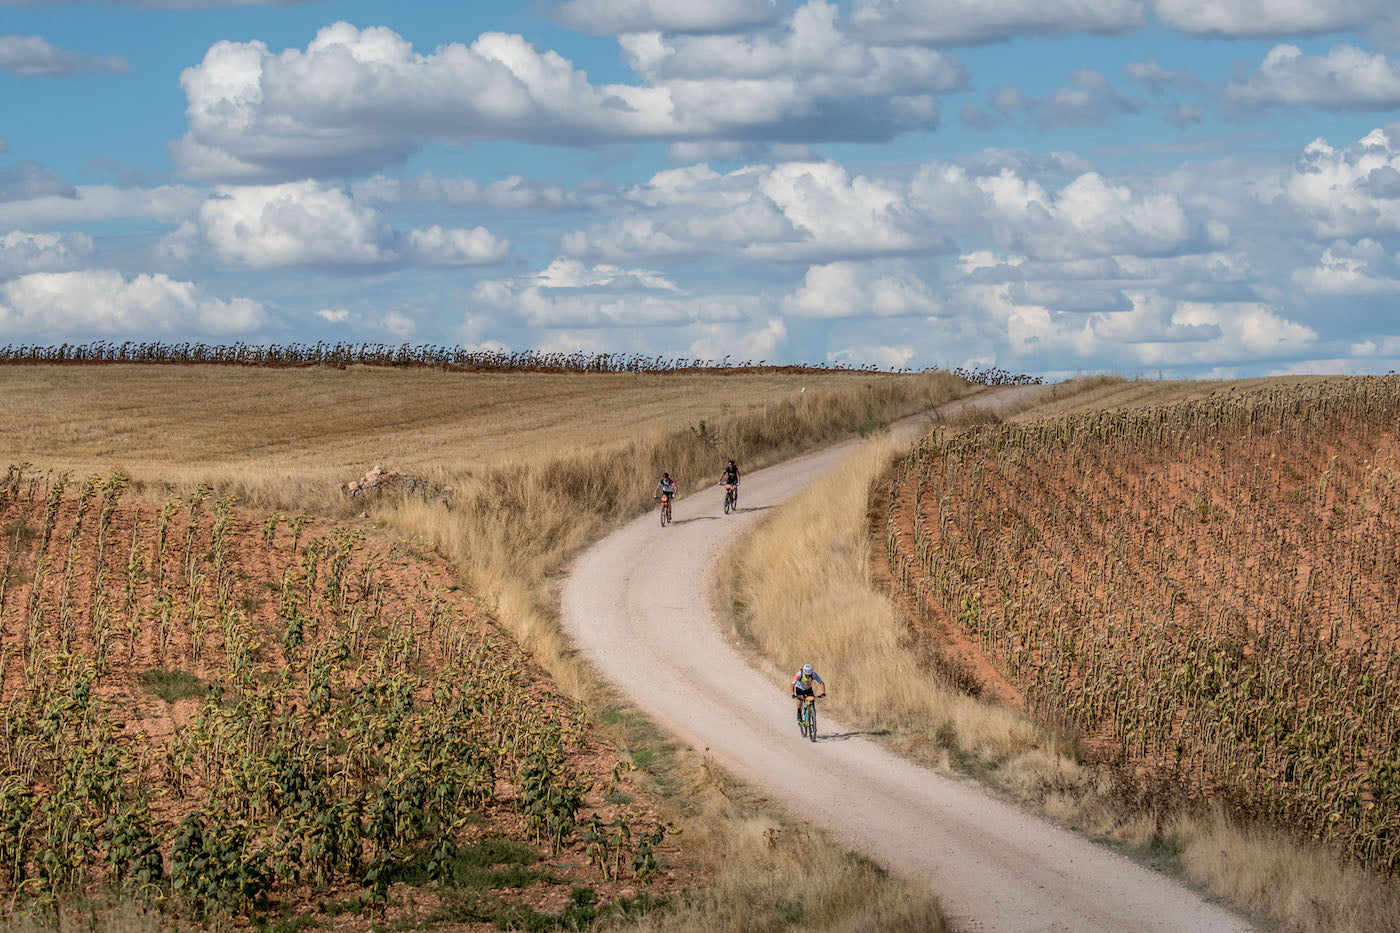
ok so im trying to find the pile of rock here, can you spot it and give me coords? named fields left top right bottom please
left=340, top=466, right=453, bottom=506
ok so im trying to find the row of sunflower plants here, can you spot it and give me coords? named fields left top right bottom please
left=0, top=466, right=666, bottom=922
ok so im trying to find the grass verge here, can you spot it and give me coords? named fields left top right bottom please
left=595, top=708, right=946, bottom=933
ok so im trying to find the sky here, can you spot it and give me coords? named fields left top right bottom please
left=2, top=1, right=1400, bottom=377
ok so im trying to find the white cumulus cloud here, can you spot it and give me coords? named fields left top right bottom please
left=0, top=230, right=93, bottom=276
left=171, top=12, right=966, bottom=181
left=1283, top=129, right=1400, bottom=237
left=0, top=269, right=266, bottom=337
left=1152, top=0, right=1388, bottom=37
left=196, top=181, right=394, bottom=267
left=531, top=257, right=681, bottom=291
left=782, top=261, right=941, bottom=318
left=1292, top=239, right=1400, bottom=294
left=167, top=180, right=509, bottom=269
left=474, top=260, right=749, bottom=328
left=407, top=226, right=510, bottom=266
left=1226, top=44, right=1400, bottom=114
left=565, top=160, right=937, bottom=262
left=978, top=169, right=1204, bottom=260
left=0, top=34, right=126, bottom=76
left=620, top=1, right=966, bottom=92
left=687, top=317, right=787, bottom=361
left=828, top=343, right=916, bottom=369
left=0, top=184, right=203, bottom=229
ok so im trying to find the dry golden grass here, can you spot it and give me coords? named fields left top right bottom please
left=719, top=377, right=1400, bottom=933
left=720, top=433, right=1054, bottom=764
left=1, top=363, right=973, bottom=931
left=599, top=743, right=945, bottom=933
left=2, top=903, right=159, bottom=933
left=0, top=365, right=909, bottom=485
left=377, top=368, right=970, bottom=703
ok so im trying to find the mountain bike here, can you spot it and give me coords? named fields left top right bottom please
left=722, top=482, right=737, bottom=514
left=657, top=494, right=672, bottom=526
left=797, top=694, right=822, bottom=741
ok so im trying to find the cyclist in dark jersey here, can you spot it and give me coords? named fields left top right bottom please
left=719, top=459, right=740, bottom=509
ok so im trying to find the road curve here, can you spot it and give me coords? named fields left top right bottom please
left=561, top=390, right=1250, bottom=933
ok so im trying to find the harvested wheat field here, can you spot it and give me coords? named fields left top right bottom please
left=0, top=467, right=683, bottom=928
left=0, top=364, right=934, bottom=490
left=883, top=377, right=1400, bottom=880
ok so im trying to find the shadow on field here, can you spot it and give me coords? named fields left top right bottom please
left=815, top=730, right=888, bottom=743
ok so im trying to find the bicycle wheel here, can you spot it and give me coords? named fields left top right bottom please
left=807, top=702, right=817, bottom=742
left=661, top=500, right=669, bottom=526
left=797, top=702, right=808, bottom=738
left=723, top=488, right=731, bottom=514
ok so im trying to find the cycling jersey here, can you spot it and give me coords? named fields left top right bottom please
left=792, top=669, right=824, bottom=691
left=723, top=466, right=739, bottom=484
left=657, top=478, right=676, bottom=497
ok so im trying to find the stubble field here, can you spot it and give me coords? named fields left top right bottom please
left=0, top=365, right=910, bottom=491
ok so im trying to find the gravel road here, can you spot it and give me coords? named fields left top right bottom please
left=561, top=389, right=1251, bottom=932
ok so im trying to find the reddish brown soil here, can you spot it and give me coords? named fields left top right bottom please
left=875, top=407, right=1400, bottom=874
left=869, top=506, right=1023, bottom=707
left=0, top=476, right=692, bottom=928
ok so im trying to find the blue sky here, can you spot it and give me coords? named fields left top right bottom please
left=3, top=0, right=1400, bottom=376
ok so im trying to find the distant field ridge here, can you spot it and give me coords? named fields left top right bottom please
left=0, top=341, right=1042, bottom=384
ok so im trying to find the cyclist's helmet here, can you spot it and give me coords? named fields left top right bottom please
left=663, top=472, right=671, bottom=480
left=802, top=663, right=813, bottom=676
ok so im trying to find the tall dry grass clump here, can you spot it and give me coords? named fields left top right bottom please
left=719, top=435, right=1053, bottom=766
left=601, top=753, right=945, bottom=933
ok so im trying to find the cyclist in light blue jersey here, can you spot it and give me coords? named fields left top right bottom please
left=792, top=663, right=826, bottom=723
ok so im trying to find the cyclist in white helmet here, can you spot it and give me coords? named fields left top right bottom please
left=791, top=663, right=826, bottom=723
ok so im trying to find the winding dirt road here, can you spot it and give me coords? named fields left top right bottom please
left=561, top=391, right=1251, bottom=932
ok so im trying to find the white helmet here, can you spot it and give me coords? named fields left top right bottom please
left=802, top=663, right=813, bottom=676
